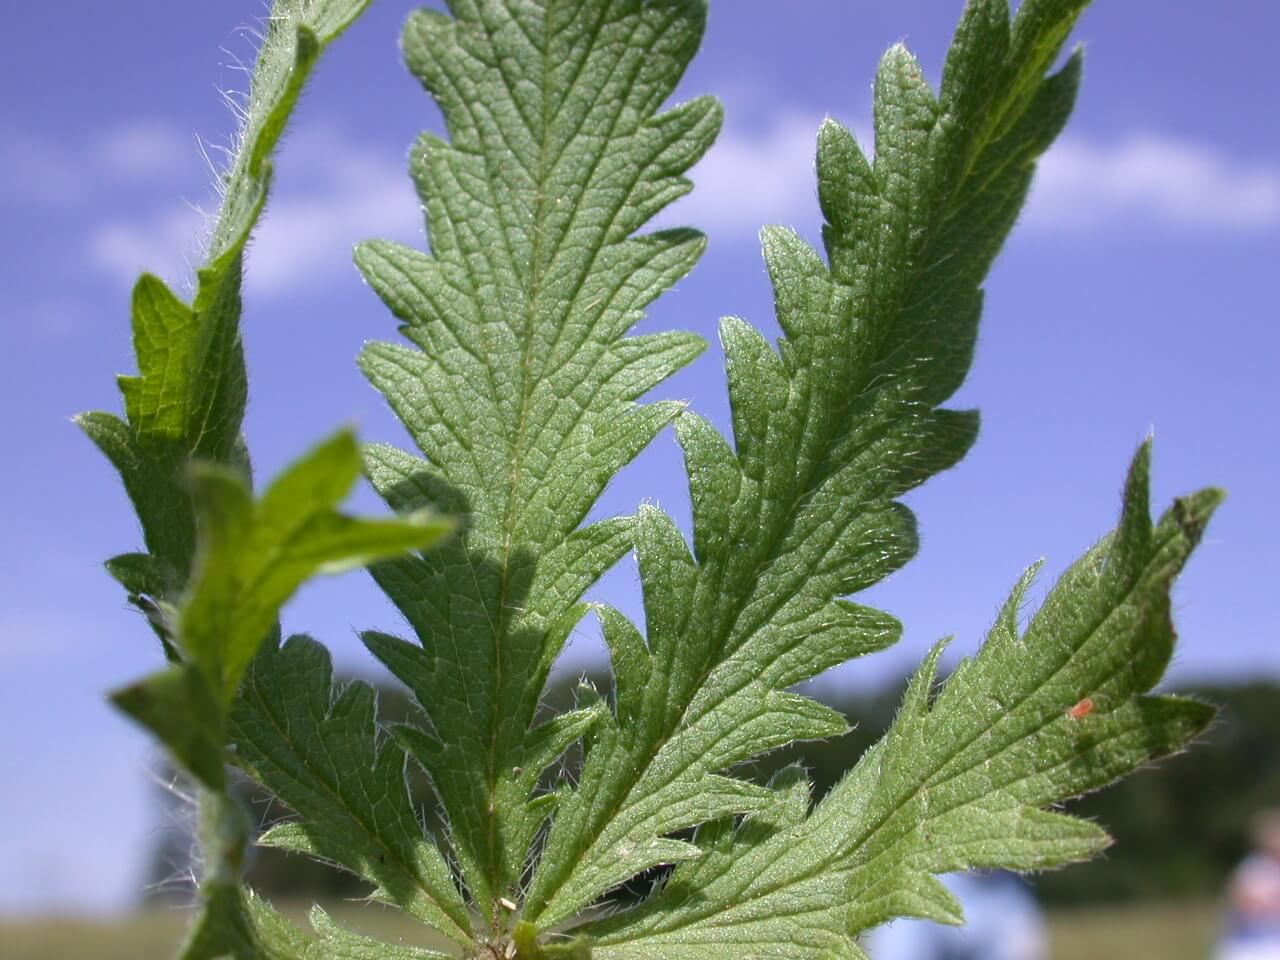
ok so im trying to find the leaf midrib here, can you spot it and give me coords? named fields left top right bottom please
left=463, top=0, right=671, bottom=904
left=238, top=666, right=471, bottom=943
left=539, top=70, right=1068, bottom=925
left=601, top=519, right=1183, bottom=945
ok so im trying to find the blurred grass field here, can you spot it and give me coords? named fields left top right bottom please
left=1046, top=900, right=1221, bottom=960
left=0, top=902, right=454, bottom=960
left=0, top=899, right=1224, bottom=960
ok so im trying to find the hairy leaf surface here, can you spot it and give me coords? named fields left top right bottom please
left=584, top=444, right=1219, bottom=957
left=111, top=431, right=444, bottom=960
left=232, top=636, right=471, bottom=944
left=79, top=0, right=374, bottom=607
left=524, top=0, right=1099, bottom=931
left=348, top=0, right=720, bottom=922
left=90, top=1, right=1227, bottom=957
left=82, top=4, right=388, bottom=956
left=114, top=430, right=450, bottom=790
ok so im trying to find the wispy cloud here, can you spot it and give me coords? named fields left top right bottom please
left=665, top=114, right=1280, bottom=238
left=1026, top=133, right=1280, bottom=231
left=662, top=110, right=829, bottom=236
left=7, top=117, right=418, bottom=298
left=87, top=206, right=207, bottom=293
left=246, top=132, right=422, bottom=294
left=85, top=126, right=421, bottom=296
left=2, top=120, right=194, bottom=206
left=97, top=121, right=195, bottom=181
left=79, top=115, right=1278, bottom=300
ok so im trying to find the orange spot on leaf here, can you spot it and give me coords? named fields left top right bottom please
left=1067, top=697, right=1094, bottom=720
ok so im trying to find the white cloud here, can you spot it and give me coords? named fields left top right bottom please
left=3, top=120, right=193, bottom=206
left=97, top=121, right=193, bottom=181
left=663, top=115, right=1280, bottom=237
left=1027, top=133, right=1280, bottom=230
left=246, top=132, right=422, bottom=294
left=87, top=204, right=207, bottom=292
left=83, top=119, right=1277, bottom=299
left=86, top=126, right=422, bottom=297
left=662, top=111, right=829, bottom=235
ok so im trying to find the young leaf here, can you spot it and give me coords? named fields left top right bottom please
left=347, top=0, right=720, bottom=921
left=113, top=429, right=451, bottom=788
left=522, top=0, right=1093, bottom=931
left=78, top=0, right=373, bottom=605
left=83, top=4, right=389, bottom=957
left=183, top=430, right=452, bottom=707
left=110, top=429, right=449, bottom=958
left=230, top=636, right=472, bottom=945
left=583, top=444, right=1221, bottom=958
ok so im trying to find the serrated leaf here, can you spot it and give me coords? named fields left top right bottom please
left=182, top=430, right=452, bottom=708
left=99, top=2, right=1225, bottom=958
left=108, top=426, right=449, bottom=958
left=80, top=0, right=374, bottom=605
left=350, top=0, right=720, bottom=919
left=77, top=410, right=197, bottom=593
left=523, top=0, right=1091, bottom=929
left=248, top=895, right=454, bottom=960
left=585, top=444, right=1220, bottom=957
left=110, top=429, right=448, bottom=786
left=230, top=637, right=471, bottom=944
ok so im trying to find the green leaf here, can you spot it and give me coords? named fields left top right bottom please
left=584, top=444, right=1220, bottom=957
left=113, top=664, right=227, bottom=790
left=108, top=427, right=450, bottom=956
left=230, top=636, right=472, bottom=946
left=182, top=430, right=452, bottom=708
left=84, top=5, right=383, bottom=957
left=109, top=429, right=448, bottom=786
left=248, top=895, right=455, bottom=960
left=96, top=1, right=1225, bottom=957
left=79, top=0, right=374, bottom=602
left=348, top=0, right=719, bottom=920
left=523, top=0, right=1090, bottom=930
left=77, top=410, right=197, bottom=592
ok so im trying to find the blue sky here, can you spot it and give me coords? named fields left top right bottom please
left=1, top=0, right=1276, bottom=915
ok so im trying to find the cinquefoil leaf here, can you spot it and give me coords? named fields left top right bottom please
left=524, top=0, right=1092, bottom=930
left=110, top=430, right=447, bottom=955
left=183, top=430, right=452, bottom=708
left=583, top=443, right=1220, bottom=958
left=79, top=0, right=373, bottom=603
left=348, top=0, right=720, bottom=920
left=231, top=636, right=471, bottom=945
left=113, top=429, right=450, bottom=788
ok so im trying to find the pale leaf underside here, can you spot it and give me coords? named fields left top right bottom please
left=523, top=0, right=1129, bottom=937
left=341, top=0, right=720, bottom=924
left=584, top=445, right=1219, bottom=958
